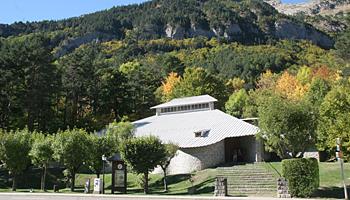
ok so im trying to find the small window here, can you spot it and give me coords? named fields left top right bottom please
left=194, top=131, right=202, bottom=137
left=194, top=129, right=210, bottom=137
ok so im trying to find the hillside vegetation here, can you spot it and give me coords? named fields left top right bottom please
left=0, top=0, right=349, bottom=150
left=0, top=0, right=335, bottom=51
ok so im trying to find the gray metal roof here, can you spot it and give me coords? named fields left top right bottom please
left=151, top=95, right=218, bottom=109
left=132, top=109, right=259, bottom=148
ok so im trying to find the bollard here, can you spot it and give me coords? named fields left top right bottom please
left=214, top=177, right=227, bottom=196
left=53, top=185, right=59, bottom=193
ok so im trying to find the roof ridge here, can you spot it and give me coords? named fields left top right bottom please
left=151, top=94, right=218, bottom=109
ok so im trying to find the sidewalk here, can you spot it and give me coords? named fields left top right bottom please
left=0, top=192, right=317, bottom=200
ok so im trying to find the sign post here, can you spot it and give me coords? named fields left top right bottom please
left=336, top=138, right=348, bottom=200
left=112, top=160, right=127, bottom=194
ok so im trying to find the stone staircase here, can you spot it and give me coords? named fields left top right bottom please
left=217, top=163, right=277, bottom=196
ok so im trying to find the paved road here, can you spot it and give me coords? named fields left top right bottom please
left=0, top=193, right=308, bottom=200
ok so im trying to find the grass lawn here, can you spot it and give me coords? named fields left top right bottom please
left=0, top=168, right=216, bottom=195
left=266, top=162, right=350, bottom=187
left=266, top=162, right=350, bottom=198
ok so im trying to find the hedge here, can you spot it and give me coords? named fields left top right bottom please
left=282, top=158, right=319, bottom=197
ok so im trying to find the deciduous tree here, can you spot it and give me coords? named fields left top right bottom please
left=53, top=128, right=91, bottom=192
left=0, top=129, right=32, bottom=191
left=30, top=133, right=54, bottom=191
left=318, top=83, right=350, bottom=159
left=257, top=94, right=317, bottom=158
left=225, top=89, right=249, bottom=118
left=88, top=134, right=115, bottom=178
left=121, top=136, right=166, bottom=194
left=160, top=143, right=178, bottom=192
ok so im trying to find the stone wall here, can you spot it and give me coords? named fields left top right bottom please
left=165, top=140, right=225, bottom=174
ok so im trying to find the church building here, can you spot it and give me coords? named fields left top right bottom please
left=133, top=95, right=263, bottom=174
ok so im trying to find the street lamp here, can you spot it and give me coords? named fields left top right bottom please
left=102, top=154, right=107, bottom=194
left=336, top=138, right=348, bottom=200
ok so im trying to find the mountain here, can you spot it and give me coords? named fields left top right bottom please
left=264, top=0, right=350, bottom=35
left=0, top=0, right=334, bottom=54
left=264, top=0, right=350, bottom=16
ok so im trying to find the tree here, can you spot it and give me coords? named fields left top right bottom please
left=121, top=61, right=163, bottom=120
left=225, top=89, right=249, bottom=118
left=155, top=72, right=181, bottom=102
left=275, top=71, right=309, bottom=101
left=160, top=143, right=178, bottom=192
left=171, top=67, right=228, bottom=108
left=53, top=128, right=91, bottom=192
left=257, top=94, right=317, bottom=158
left=226, top=77, right=245, bottom=92
left=0, top=34, right=60, bottom=132
left=335, top=28, right=350, bottom=62
left=30, top=133, right=54, bottom=191
left=305, top=78, right=331, bottom=108
left=0, top=129, right=32, bottom=191
left=89, top=134, right=115, bottom=178
left=60, top=42, right=112, bottom=131
left=120, top=136, right=166, bottom=194
left=105, top=120, right=135, bottom=152
left=318, top=83, right=350, bottom=159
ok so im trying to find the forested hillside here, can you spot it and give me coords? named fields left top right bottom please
left=0, top=0, right=349, bottom=138
left=0, top=0, right=335, bottom=53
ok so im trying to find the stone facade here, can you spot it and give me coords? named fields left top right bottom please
left=164, top=140, right=225, bottom=174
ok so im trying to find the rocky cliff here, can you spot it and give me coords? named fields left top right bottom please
left=264, top=0, right=350, bottom=16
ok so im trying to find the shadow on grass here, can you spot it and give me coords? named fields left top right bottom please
left=193, top=178, right=215, bottom=194
left=151, top=174, right=191, bottom=188
left=313, top=186, right=349, bottom=199
left=0, top=167, right=66, bottom=190
left=126, top=174, right=215, bottom=196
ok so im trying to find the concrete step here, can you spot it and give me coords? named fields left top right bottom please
left=216, top=163, right=277, bottom=196
left=228, top=184, right=276, bottom=188
left=226, top=182, right=276, bottom=185
left=218, top=173, right=275, bottom=176
left=227, top=187, right=276, bottom=191
left=222, top=176, right=275, bottom=180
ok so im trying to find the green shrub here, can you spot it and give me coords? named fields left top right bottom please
left=282, top=158, right=319, bottom=197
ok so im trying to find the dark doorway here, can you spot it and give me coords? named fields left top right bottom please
left=224, top=136, right=256, bottom=163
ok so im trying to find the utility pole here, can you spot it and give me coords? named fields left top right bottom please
left=337, top=138, right=348, bottom=200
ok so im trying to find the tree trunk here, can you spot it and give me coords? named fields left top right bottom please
left=41, top=166, right=47, bottom=191
left=12, top=174, right=17, bottom=191
left=162, top=167, right=168, bottom=192
left=144, top=172, right=149, bottom=194
left=97, top=173, right=100, bottom=178
left=71, top=171, right=76, bottom=192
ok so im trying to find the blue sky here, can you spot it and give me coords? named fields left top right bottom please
left=0, top=0, right=148, bottom=24
left=1, top=0, right=308, bottom=24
